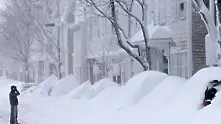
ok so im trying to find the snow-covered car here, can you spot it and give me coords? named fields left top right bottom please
left=22, top=83, right=36, bottom=91
left=203, top=80, right=221, bottom=106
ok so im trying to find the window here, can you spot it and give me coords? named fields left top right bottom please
left=151, top=11, right=156, bottom=25
left=163, top=69, right=168, bottom=74
left=178, top=2, right=186, bottom=19
left=97, top=18, right=100, bottom=38
left=113, top=76, right=116, bottom=83
left=171, top=0, right=177, bottom=20
left=163, top=55, right=168, bottom=63
left=113, top=75, right=121, bottom=84
left=169, top=50, right=188, bottom=78
left=88, top=17, right=92, bottom=39
left=117, top=75, right=121, bottom=84
left=180, top=2, right=184, bottom=11
left=159, top=0, right=166, bottom=24
left=49, top=63, right=56, bottom=75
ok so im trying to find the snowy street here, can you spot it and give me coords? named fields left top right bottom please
left=0, top=68, right=221, bottom=124
left=0, top=0, right=220, bottom=123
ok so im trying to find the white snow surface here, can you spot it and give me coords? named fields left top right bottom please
left=1, top=68, right=221, bottom=124
left=84, top=78, right=119, bottom=99
left=131, top=21, right=172, bottom=43
left=50, top=75, right=80, bottom=96
left=62, top=80, right=92, bottom=100
left=26, top=75, right=58, bottom=97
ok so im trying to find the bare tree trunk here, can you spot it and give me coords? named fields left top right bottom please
left=57, top=26, right=62, bottom=79
left=128, top=1, right=134, bottom=38
left=143, top=0, right=152, bottom=70
left=110, top=0, right=148, bottom=70
left=24, top=59, right=29, bottom=82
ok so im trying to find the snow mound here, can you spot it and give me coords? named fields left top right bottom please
left=84, top=78, right=119, bottom=99
left=40, top=75, right=58, bottom=96
left=151, top=67, right=221, bottom=124
left=92, top=84, right=121, bottom=102
left=120, top=71, right=168, bottom=105
left=115, top=76, right=186, bottom=124
left=138, top=76, right=186, bottom=108
left=22, top=75, right=58, bottom=97
left=50, top=75, right=80, bottom=96
left=63, top=80, right=92, bottom=100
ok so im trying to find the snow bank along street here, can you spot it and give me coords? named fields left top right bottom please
left=0, top=67, right=221, bottom=124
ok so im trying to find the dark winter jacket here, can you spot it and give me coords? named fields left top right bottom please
left=9, top=86, right=20, bottom=106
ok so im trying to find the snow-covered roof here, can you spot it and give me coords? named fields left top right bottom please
left=131, top=22, right=172, bottom=43
left=29, top=52, right=49, bottom=62
left=86, top=49, right=128, bottom=60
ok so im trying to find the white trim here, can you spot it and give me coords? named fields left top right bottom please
left=187, top=0, right=192, bottom=78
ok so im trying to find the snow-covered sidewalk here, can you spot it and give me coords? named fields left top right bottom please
left=0, top=113, right=8, bottom=124
left=1, top=68, right=221, bottom=124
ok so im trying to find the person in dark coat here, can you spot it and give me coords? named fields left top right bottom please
left=9, top=85, right=20, bottom=124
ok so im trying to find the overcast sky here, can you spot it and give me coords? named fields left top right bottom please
left=0, top=0, right=5, bottom=9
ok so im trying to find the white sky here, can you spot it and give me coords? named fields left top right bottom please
left=0, top=0, right=5, bottom=9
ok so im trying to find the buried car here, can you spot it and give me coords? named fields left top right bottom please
left=203, top=80, right=221, bottom=107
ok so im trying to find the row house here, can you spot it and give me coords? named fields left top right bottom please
left=131, top=0, right=209, bottom=79
left=60, top=0, right=148, bottom=84
left=60, top=0, right=213, bottom=85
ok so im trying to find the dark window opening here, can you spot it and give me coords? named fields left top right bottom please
left=113, top=75, right=121, bottom=85
left=180, top=2, right=184, bottom=11
left=113, top=76, right=116, bottom=83
left=117, top=75, right=121, bottom=84
left=163, top=55, right=168, bottom=63
left=163, top=69, right=168, bottom=74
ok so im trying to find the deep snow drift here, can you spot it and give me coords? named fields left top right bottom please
left=50, top=75, right=80, bottom=96
left=1, top=68, right=221, bottom=124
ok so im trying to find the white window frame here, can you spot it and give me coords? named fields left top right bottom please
left=178, top=1, right=187, bottom=20
left=158, top=0, right=166, bottom=25
left=171, top=0, right=177, bottom=21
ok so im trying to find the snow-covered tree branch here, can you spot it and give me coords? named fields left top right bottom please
left=83, top=0, right=151, bottom=70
